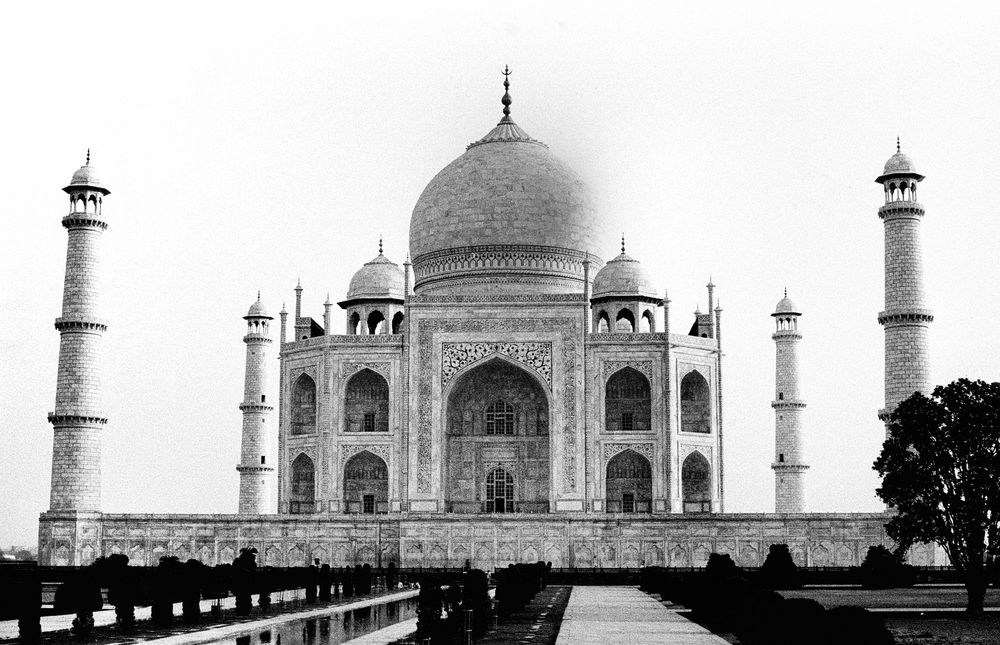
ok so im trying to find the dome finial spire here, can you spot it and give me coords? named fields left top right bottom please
left=784, top=286, right=788, bottom=297
left=85, top=148, right=90, bottom=165
left=896, top=136, right=901, bottom=154
left=379, top=236, right=383, bottom=255
left=621, top=233, right=626, bottom=254
left=501, top=65, right=512, bottom=117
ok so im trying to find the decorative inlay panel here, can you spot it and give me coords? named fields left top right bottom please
left=602, top=360, right=654, bottom=382
left=339, top=444, right=391, bottom=470
left=442, top=342, right=552, bottom=388
left=415, top=318, right=579, bottom=493
left=340, top=361, right=391, bottom=380
left=680, top=444, right=712, bottom=463
left=602, top=442, right=654, bottom=465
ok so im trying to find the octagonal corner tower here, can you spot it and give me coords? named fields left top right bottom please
left=408, top=90, right=606, bottom=295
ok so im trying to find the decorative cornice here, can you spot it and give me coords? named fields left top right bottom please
left=236, top=464, right=274, bottom=473
left=62, top=215, right=108, bottom=230
left=411, top=293, right=587, bottom=304
left=878, top=203, right=925, bottom=220
left=412, top=245, right=599, bottom=290
left=239, top=403, right=274, bottom=413
left=589, top=332, right=669, bottom=344
left=878, top=310, right=934, bottom=325
left=771, top=400, right=806, bottom=410
left=48, top=413, right=108, bottom=426
left=772, top=331, right=802, bottom=341
left=54, top=318, right=107, bottom=333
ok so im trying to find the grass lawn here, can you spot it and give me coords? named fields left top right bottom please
left=781, top=586, right=1000, bottom=610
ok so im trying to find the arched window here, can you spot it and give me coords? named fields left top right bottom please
left=615, top=309, right=635, bottom=333
left=485, top=399, right=515, bottom=435
left=391, top=311, right=404, bottom=334
left=290, top=374, right=316, bottom=435
left=349, top=312, right=361, bottom=335
left=640, top=310, right=655, bottom=333
left=290, top=453, right=315, bottom=514
left=682, top=452, right=711, bottom=513
left=485, top=468, right=514, bottom=513
left=343, top=451, right=388, bottom=514
left=367, top=310, right=385, bottom=335
left=605, top=367, right=651, bottom=432
left=605, top=449, right=652, bottom=513
left=596, top=311, right=610, bottom=333
left=680, top=371, right=711, bottom=434
left=345, top=369, right=389, bottom=433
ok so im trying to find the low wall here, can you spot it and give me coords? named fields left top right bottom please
left=38, top=511, right=938, bottom=569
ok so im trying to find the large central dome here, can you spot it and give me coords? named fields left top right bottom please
left=408, top=80, right=605, bottom=295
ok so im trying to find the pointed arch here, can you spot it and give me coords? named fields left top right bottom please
left=367, top=309, right=385, bottom=335
left=680, top=370, right=711, bottom=434
left=291, top=374, right=317, bottom=435
left=605, top=367, right=651, bottom=432
left=391, top=311, right=404, bottom=334
left=345, top=368, right=389, bottom=433
left=343, top=450, right=388, bottom=514
left=596, top=310, right=610, bottom=333
left=289, top=453, right=315, bottom=514
left=615, top=308, right=635, bottom=332
left=640, top=309, right=655, bottom=333
left=605, top=449, right=652, bottom=513
left=681, top=451, right=711, bottom=513
left=349, top=311, right=361, bottom=335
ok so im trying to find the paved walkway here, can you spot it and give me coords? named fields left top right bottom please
left=555, top=587, right=728, bottom=644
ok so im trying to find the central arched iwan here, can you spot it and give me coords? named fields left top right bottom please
left=444, top=357, right=549, bottom=513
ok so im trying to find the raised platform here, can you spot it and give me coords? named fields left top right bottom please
left=37, top=511, right=937, bottom=568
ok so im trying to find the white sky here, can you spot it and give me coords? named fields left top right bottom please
left=2, top=2, right=999, bottom=547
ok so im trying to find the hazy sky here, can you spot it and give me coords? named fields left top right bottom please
left=2, top=2, right=999, bottom=546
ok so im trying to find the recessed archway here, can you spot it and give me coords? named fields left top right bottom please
left=289, top=453, right=315, bottom=514
left=344, top=368, right=389, bottom=432
left=682, top=451, right=711, bottom=513
left=605, top=449, right=652, bottom=513
left=680, top=371, right=711, bottom=434
left=605, top=367, right=651, bottom=432
left=343, top=450, right=388, bottom=514
left=291, top=374, right=316, bottom=435
left=444, top=357, right=550, bottom=513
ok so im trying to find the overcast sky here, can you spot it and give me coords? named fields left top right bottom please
left=2, top=2, right=999, bottom=547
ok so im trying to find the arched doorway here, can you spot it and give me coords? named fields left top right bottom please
left=445, top=357, right=550, bottom=513
left=680, top=371, right=711, bottom=433
left=605, top=449, right=652, bottom=513
left=682, top=451, right=712, bottom=513
left=485, top=467, right=514, bottom=513
left=291, top=374, right=316, bottom=435
left=605, top=367, right=651, bottom=432
left=344, top=369, right=389, bottom=433
left=343, top=451, right=388, bottom=514
left=289, top=453, right=315, bottom=514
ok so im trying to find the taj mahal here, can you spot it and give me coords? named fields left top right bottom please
left=38, top=72, right=937, bottom=569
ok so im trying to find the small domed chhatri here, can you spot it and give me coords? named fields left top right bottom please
left=64, top=149, right=109, bottom=194
left=876, top=138, right=925, bottom=182
left=772, top=288, right=800, bottom=316
left=592, top=239, right=658, bottom=300
left=246, top=292, right=271, bottom=319
left=345, top=241, right=405, bottom=301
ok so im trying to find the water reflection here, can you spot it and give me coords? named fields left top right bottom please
left=206, top=597, right=417, bottom=645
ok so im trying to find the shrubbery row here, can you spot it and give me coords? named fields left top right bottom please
left=640, top=546, right=895, bottom=645
left=10, top=550, right=402, bottom=643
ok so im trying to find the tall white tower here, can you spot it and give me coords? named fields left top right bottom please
left=237, top=294, right=274, bottom=513
left=876, top=141, right=932, bottom=426
left=48, top=152, right=109, bottom=512
left=771, top=290, right=809, bottom=513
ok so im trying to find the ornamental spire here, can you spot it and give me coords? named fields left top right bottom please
left=501, top=65, right=512, bottom=117
left=379, top=236, right=383, bottom=255
left=896, top=137, right=900, bottom=153
left=621, top=233, right=626, bottom=255
left=85, top=148, right=90, bottom=165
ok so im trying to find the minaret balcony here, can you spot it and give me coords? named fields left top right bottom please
left=877, top=309, right=934, bottom=326
left=771, top=399, right=806, bottom=410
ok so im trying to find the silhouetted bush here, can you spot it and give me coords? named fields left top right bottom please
left=415, top=581, right=443, bottom=640
left=54, top=562, right=104, bottom=638
left=859, top=545, right=916, bottom=589
left=181, top=559, right=206, bottom=622
left=342, top=566, right=354, bottom=598
left=386, top=561, right=398, bottom=589
left=319, top=564, right=332, bottom=601
left=151, top=556, right=182, bottom=626
left=461, top=568, right=492, bottom=637
left=304, top=564, right=318, bottom=604
left=759, top=544, right=801, bottom=590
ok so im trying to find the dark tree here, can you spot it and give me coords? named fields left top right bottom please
left=874, top=379, right=1000, bottom=615
left=231, top=548, right=258, bottom=616
left=758, top=544, right=800, bottom=590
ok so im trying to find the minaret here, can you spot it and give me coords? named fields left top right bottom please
left=237, top=294, right=274, bottom=514
left=48, top=152, right=109, bottom=512
left=876, top=141, right=932, bottom=426
left=771, top=289, right=809, bottom=513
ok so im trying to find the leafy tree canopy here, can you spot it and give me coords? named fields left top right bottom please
left=874, top=378, right=1000, bottom=614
